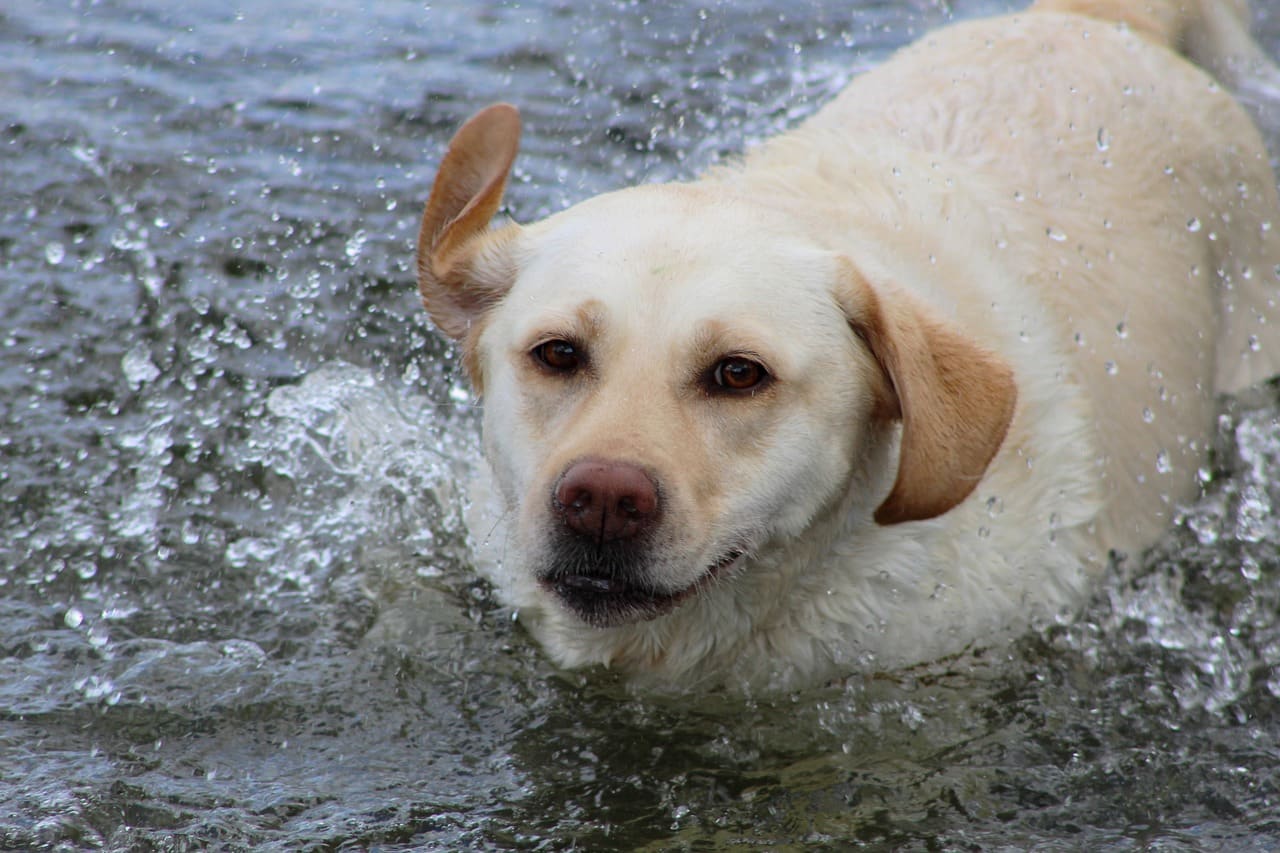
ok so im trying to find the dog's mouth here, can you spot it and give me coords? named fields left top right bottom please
left=542, top=548, right=746, bottom=629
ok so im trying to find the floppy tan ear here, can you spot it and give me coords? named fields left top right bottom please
left=836, top=262, right=1017, bottom=525
left=416, top=103, right=522, bottom=341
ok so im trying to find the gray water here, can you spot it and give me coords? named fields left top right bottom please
left=5, top=0, right=1280, bottom=849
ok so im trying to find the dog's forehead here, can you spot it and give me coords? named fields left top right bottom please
left=510, top=186, right=835, bottom=322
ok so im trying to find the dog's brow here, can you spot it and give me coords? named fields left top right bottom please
left=690, top=318, right=769, bottom=363
left=573, top=299, right=607, bottom=338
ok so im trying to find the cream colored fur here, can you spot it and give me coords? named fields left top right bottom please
left=415, top=0, right=1280, bottom=691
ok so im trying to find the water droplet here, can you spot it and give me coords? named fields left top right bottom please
left=1104, top=360, right=1118, bottom=375
left=1155, top=450, right=1171, bottom=474
left=1095, top=127, right=1110, bottom=151
left=1142, top=407, right=1155, bottom=423
left=44, top=241, right=66, bottom=265
left=87, top=624, right=110, bottom=648
left=64, top=607, right=84, bottom=629
left=1046, top=226, right=1068, bottom=242
left=1187, top=217, right=1202, bottom=233
left=1115, top=321, right=1128, bottom=339
left=122, top=343, right=161, bottom=386
left=1189, top=508, right=1219, bottom=543
left=344, top=229, right=368, bottom=260
left=1248, top=335, right=1260, bottom=352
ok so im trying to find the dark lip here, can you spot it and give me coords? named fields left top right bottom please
left=542, top=548, right=745, bottom=628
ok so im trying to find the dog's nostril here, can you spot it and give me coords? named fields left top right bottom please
left=554, top=459, right=659, bottom=542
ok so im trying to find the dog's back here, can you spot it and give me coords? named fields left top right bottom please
left=1032, top=0, right=1280, bottom=393
left=1035, top=0, right=1275, bottom=89
left=759, top=0, right=1280, bottom=560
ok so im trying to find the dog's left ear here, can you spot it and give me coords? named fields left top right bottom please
left=417, top=103, right=522, bottom=342
left=836, top=260, right=1017, bottom=525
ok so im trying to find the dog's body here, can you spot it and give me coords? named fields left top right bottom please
left=416, top=0, right=1280, bottom=690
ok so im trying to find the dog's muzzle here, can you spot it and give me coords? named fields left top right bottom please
left=538, top=458, right=744, bottom=627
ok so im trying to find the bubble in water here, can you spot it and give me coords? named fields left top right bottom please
left=1046, top=226, right=1068, bottom=242
left=1187, top=217, right=1202, bottom=233
left=1115, top=321, right=1128, bottom=339
left=64, top=607, right=84, bottom=629
left=1095, top=127, right=1110, bottom=151
left=1155, top=450, right=1171, bottom=474
left=45, top=241, right=66, bottom=265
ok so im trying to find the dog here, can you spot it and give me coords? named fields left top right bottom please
left=414, top=0, right=1280, bottom=691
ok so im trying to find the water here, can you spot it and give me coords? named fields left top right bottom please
left=3, top=0, right=1280, bottom=848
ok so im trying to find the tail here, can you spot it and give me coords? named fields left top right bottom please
left=1029, top=0, right=1278, bottom=93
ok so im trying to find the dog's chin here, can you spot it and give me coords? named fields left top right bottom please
left=540, top=549, right=745, bottom=629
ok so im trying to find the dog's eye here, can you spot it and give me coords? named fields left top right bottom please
left=533, top=339, right=582, bottom=373
left=712, top=356, right=768, bottom=393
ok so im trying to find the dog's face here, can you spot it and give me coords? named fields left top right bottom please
left=416, top=105, right=1015, bottom=646
left=472, top=188, right=888, bottom=628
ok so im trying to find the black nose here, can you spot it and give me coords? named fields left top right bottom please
left=553, top=459, right=660, bottom=543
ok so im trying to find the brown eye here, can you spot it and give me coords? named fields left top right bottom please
left=712, top=356, right=768, bottom=392
left=533, top=339, right=582, bottom=373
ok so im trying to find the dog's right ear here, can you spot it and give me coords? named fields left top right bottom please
left=416, top=104, right=522, bottom=343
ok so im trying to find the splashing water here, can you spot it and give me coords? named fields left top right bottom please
left=3, top=0, right=1280, bottom=848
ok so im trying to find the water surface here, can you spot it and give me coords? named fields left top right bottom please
left=4, top=0, right=1280, bottom=848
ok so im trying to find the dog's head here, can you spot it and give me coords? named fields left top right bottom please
left=416, top=105, right=1015, bottom=647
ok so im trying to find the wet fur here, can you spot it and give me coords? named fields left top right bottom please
left=415, top=0, right=1280, bottom=690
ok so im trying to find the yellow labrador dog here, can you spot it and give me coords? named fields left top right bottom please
left=415, top=0, right=1280, bottom=690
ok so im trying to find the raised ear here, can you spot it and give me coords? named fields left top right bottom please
left=417, top=103, right=522, bottom=340
left=836, top=261, right=1018, bottom=525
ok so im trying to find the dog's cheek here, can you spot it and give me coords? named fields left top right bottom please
left=741, top=375, right=884, bottom=538
left=761, top=425, right=860, bottom=536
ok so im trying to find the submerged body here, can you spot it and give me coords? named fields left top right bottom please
left=416, top=0, right=1280, bottom=690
